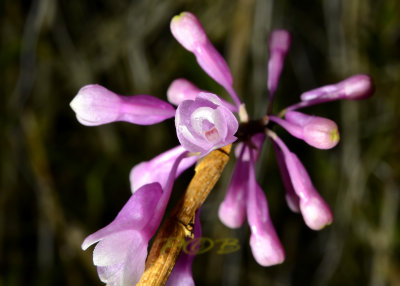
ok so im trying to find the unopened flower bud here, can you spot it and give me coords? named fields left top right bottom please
left=218, top=160, right=248, bottom=228
left=270, top=133, right=334, bottom=230
left=285, top=111, right=340, bottom=149
left=175, top=92, right=238, bottom=156
left=167, top=78, right=201, bottom=106
left=170, top=12, right=208, bottom=52
left=247, top=175, right=285, bottom=266
left=171, top=12, right=241, bottom=108
left=337, top=74, right=374, bottom=100
left=167, top=78, right=237, bottom=112
left=70, top=84, right=176, bottom=126
left=300, top=74, right=374, bottom=102
left=268, top=30, right=291, bottom=97
left=70, top=84, right=121, bottom=126
left=270, top=111, right=339, bottom=149
left=299, top=195, right=333, bottom=230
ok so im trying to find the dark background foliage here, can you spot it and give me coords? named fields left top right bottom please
left=1, top=0, right=399, bottom=285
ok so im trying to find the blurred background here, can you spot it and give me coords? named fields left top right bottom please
left=1, top=0, right=399, bottom=285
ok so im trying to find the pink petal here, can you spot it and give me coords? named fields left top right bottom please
left=130, top=146, right=197, bottom=193
left=122, top=237, right=149, bottom=285
left=119, top=95, right=176, bottom=125
left=92, top=230, right=141, bottom=266
left=81, top=183, right=162, bottom=250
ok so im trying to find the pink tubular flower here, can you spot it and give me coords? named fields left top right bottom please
left=269, top=111, right=340, bottom=149
left=175, top=92, right=238, bottom=156
left=218, top=158, right=249, bottom=228
left=300, top=74, right=374, bottom=101
left=268, top=30, right=291, bottom=100
left=273, top=143, right=300, bottom=213
left=270, top=132, right=333, bottom=230
left=170, top=12, right=241, bottom=108
left=70, top=84, right=176, bottom=126
left=82, top=152, right=188, bottom=285
left=287, top=74, right=374, bottom=111
left=246, top=146, right=285, bottom=266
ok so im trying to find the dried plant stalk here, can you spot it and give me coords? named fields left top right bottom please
left=137, top=144, right=232, bottom=286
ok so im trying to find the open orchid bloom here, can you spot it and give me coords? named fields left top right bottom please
left=81, top=184, right=161, bottom=286
left=82, top=152, right=188, bottom=285
left=175, top=92, right=238, bottom=156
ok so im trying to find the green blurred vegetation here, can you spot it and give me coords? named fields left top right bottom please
left=1, top=0, right=399, bottom=285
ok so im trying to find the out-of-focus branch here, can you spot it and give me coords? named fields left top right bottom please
left=137, top=144, right=232, bottom=286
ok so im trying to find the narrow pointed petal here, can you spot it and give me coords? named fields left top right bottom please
left=267, top=30, right=291, bottom=98
left=130, top=146, right=197, bottom=193
left=81, top=183, right=162, bottom=250
left=70, top=84, right=175, bottom=126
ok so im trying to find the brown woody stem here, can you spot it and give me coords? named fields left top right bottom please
left=137, top=144, right=232, bottom=286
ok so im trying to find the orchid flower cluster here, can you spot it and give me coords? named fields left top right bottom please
left=70, top=11, right=374, bottom=286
